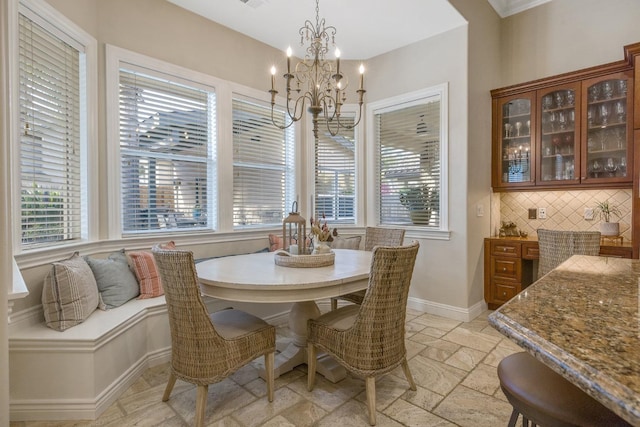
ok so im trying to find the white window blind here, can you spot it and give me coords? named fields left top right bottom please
left=376, top=99, right=441, bottom=227
left=232, top=97, right=295, bottom=228
left=119, top=69, right=215, bottom=233
left=315, top=116, right=355, bottom=223
left=19, top=12, right=83, bottom=248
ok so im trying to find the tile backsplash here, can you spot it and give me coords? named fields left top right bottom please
left=492, top=189, right=632, bottom=242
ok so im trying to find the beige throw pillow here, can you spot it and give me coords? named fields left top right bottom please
left=42, top=252, right=100, bottom=331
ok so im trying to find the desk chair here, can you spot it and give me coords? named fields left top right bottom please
left=537, top=229, right=600, bottom=277
left=152, top=246, right=276, bottom=427
left=330, top=227, right=405, bottom=310
left=498, top=352, right=630, bottom=427
left=308, top=242, right=419, bottom=425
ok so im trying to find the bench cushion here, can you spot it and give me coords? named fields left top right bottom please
left=41, top=252, right=100, bottom=331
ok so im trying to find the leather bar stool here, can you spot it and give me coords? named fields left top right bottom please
left=498, top=352, right=631, bottom=427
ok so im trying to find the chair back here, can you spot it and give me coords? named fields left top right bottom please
left=350, top=241, right=419, bottom=372
left=364, top=227, right=405, bottom=251
left=537, top=229, right=600, bottom=277
left=152, top=246, right=228, bottom=383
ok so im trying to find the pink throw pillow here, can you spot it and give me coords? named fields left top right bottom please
left=128, top=242, right=175, bottom=298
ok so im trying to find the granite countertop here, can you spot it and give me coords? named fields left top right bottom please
left=489, top=255, right=640, bottom=425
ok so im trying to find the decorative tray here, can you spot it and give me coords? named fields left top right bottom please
left=273, top=250, right=335, bottom=268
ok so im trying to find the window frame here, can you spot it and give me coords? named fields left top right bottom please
left=365, top=84, right=450, bottom=240
left=10, top=0, right=98, bottom=255
left=106, top=45, right=300, bottom=239
left=305, top=104, right=362, bottom=227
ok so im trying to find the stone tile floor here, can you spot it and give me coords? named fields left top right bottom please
left=11, top=309, right=524, bottom=426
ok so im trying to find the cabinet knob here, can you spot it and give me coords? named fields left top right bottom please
left=503, top=292, right=507, bottom=296
left=503, top=248, right=507, bottom=252
left=503, top=267, right=507, bottom=271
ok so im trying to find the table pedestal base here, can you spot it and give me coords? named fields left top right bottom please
left=260, top=300, right=347, bottom=383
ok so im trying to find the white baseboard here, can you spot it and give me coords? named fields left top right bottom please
left=320, top=297, right=487, bottom=322
left=407, top=296, right=488, bottom=322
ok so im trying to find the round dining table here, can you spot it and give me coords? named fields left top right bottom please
left=196, top=249, right=373, bottom=382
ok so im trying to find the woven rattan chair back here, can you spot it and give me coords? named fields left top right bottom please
left=364, top=227, right=405, bottom=251
left=330, top=227, right=406, bottom=311
left=152, top=246, right=275, bottom=426
left=537, top=229, right=601, bottom=277
left=308, top=241, right=420, bottom=425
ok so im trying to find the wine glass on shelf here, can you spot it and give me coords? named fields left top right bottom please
left=614, top=100, right=625, bottom=123
left=604, top=158, right=617, bottom=176
left=526, top=120, right=531, bottom=136
left=554, top=92, right=564, bottom=108
left=619, top=157, right=627, bottom=175
left=558, top=111, right=567, bottom=130
left=617, top=80, right=627, bottom=97
left=504, top=123, right=512, bottom=138
left=603, top=81, right=614, bottom=99
left=566, top=91, right=575, bottom=106
left=515, top=121, right=522, bottom=137
left=589, top=85, right=600, bottom=102
left=542, top=95, right=553, bottom=111
left=587, top=105, right=595, bottom=127
left=549, top=111, right=557, bottom=132
left=600, top=104, right=610, bottom=126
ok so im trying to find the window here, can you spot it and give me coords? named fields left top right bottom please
left=369, top=85, right=448, bottom=235
left=314, top=115, right=356, bottom=223
left=232, top=96, right=295, bottom=228
left=17, top=3, right=95, bottom=249
left=117, top=68, right=216, bottom=234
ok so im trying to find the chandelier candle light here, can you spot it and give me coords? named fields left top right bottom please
left=268, top=0, right=366, bottom=140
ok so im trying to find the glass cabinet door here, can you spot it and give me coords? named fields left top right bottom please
left=496, top=94, right=535, bottom=187
left=581, top=72, right=633, bottom=184
left=537, top=83, right=580, bottom=184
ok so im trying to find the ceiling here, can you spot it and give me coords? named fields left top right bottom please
left=167, top=0, right=549, bottom=60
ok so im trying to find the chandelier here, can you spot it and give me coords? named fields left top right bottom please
left=268, top=0, right=366, bottom=140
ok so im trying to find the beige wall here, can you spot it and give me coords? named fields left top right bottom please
left=500, top=0, right=640, bottom=85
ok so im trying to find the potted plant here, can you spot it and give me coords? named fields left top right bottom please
left=399, top=185, right=435, bottom=225
left=594, top=200, right=621, bottom=236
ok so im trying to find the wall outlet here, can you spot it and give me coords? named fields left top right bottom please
left=584, top=207, right=594, bottom=220
left=476, top=203, right=484, bottom=217
left=528, top=208, right=537, bottom=219
left=538, top=207, right=547, bottom=219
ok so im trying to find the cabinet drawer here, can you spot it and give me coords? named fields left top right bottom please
left=491, top=257, right=521, bottom=280
left=492, top=282, right=519, bottom=303
left=491, top=241, right=521, bottom=258
left=522, top=242, right=539, bottom=260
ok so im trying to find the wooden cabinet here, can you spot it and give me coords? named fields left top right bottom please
left=484, top=237, right=633, bottom=309
left=484, top=239, right=532, bottom=310
left=492, top=58, right=634, bottom=191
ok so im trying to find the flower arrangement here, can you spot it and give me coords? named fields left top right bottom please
left=310, top=214, right=337, bottom=242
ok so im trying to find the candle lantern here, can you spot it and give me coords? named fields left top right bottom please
left=282, top=201, right=307, bottom=255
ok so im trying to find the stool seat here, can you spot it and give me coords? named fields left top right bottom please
left=498, top=352, right=630, bottom=427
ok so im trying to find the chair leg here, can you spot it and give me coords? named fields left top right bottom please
left=401, top=359, right=417, bottom=391
left=365, top=376, right=376, bottom=426
left=265, top=351, right=275, bottom=402
left=330, top=298, right=338, bottom=310
left=195, top=384, right=208, bottom=427
left=162, top=372, right=177, bottom=402
left=307, top=343, right=317, bottom=391
left=506, top=408, right=519, bottom=427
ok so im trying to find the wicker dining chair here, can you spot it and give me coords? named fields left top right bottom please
left=330, top=227, right=405, bottom=310
left=152, top=246, right=276, bottom=427
left=308, top=241, right=419, bottom=426
left=537, top=229, right=601, bottom=277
